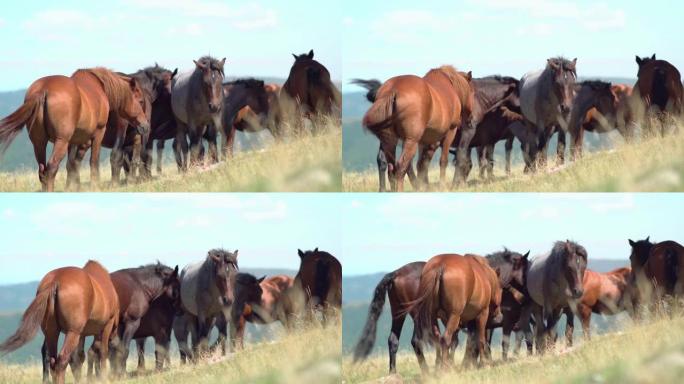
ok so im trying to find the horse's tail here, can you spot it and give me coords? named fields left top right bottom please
left=664, top=248, right=679, bottom=294
left=314, top=256, right=333, bottom=306
left=362, top=92, right=396, bottom=132
left=350, top=79, right=382, bottom=103
left=652, top=66, right=668, bottom=110
left=352, top=271, right=395, bottom=362
left=0, top=92, right=45, bottom=154
left=0, top=283, right=55, bottom=354
left=402, top=264, right=443, bottom=343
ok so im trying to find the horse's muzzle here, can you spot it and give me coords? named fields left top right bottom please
left=208, top=103, right=221, bottom=113
left=136, top=122, right=151, bottom=136
left=572, top=288, right=584, bottom=299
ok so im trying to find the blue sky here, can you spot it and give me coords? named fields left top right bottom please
left=0, top=194, right=341, bottom=284
left=0, top=1, right=341, bottom=91
left=343, top=0, right=683, bottom=92
left=342, top=193, right=683, bottom=275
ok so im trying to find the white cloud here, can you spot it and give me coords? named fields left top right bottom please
left=590, top=195, right=634, bottom=214
left=242, top=201, right=287, bottom=223
left=175, top=215, right=214, bottom=228
left=521, top=205, right=560, bottom=220
left=342, top=17, right=354, bottom=26
left=22, top=10, right=102, bottom=41
left=3, top=208, right=15, bottom=218
left=371, top=10, right=451, bottom=44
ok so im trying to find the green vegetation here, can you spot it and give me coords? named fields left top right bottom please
left=343, top=314, right=684, bottom=384
left=0, top=321, right=341, bottom=384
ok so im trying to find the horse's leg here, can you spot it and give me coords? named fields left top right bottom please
left=376, top=145, right=388, bottom=192
left=388, top=313, right=406, bottom=374
left=131, top=133, right=143, bottom=182
left=530, top=303, right=544, bottom=354
left=225, top=124, right=237, bottom=159
left=156, top=140, right=165, bottom=175
left=217, top=312, right=228, bottom=355
left=502, top=315, right=513, bottom=361
left=476, top=146, right=486, bottom=180
left=109, top=119, right=126, bottom=185
left=544, top=308, right=562, bottom=352
left=172, top=315, right=191, bottom=364
left=206, top=124, right=219, bottom=164
left=174, top=120, right=188, bottom=172
left=410, top=326, right=429, bottom=374
left=54, top=331, right=80, bottom=384
left=453, top=124, right=475, bottom=188
left=41, top=340, right=50, bottom=384
left=86, top=342, right=96, bottom=379
left=564, top=307, right=574, bottom=347
left=579, top=304, right=592, bottom=340
left=416, top=145, right=432, bottom=190
left=98, top=318, right=116, bottom=379
left=135, top=338, right=145, bottom=373
left=505, top=137, right=513, bottom=175
left=44, top=326, right=59, bottom=384
left=89, top=126, right=106, bottom=188
left=31, top=137, right=49, bottom=192
left=438, top=128, right=456, bottom=186
left=441, top=314, right=461, bottom=369
left=66, top=145, right=79, bottom=191
left=158, top=334, right=171, bottom=370
left=68, top=336, right=86, bottom=383
left=67, top=145, right=88, bottom=191
left=118, top=318, right=141, bottom=376
left=556, top=128, right=566, bottom=165
left=45, top=138, right=69, bottom=192
left=395, top=139, right=418, bottom=192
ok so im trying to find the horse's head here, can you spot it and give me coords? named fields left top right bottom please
left=229, top=79, right=270, bottom=115
left=234, top=273, right=265, bottom=305
left=635, top=54, right=656, bottom=69
left=207, top=248, right=239, bottom=305
left=155, top=263, right=180, bottom=302
left=490, top=248, right=530, bottom=292
left=194, top=57, right=226, bottom=113
left=586, top=81, right=616, bottom=115
left=547, top=57, right=577, bottom=116
left=292, top=49, right=315, bottom=62
left=561, top=240, right=587, bottom=299
left=122, top=76, right=151, bottom=134
left=628, top=237, right=653, bottom=270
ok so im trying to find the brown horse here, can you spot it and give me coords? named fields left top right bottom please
left=563, top=267, right=632, bottom=345
left=408, top=254, right=502, bottom=371
left=634, top=54, right=683, bottom=119
left=229, top=274, right=295, bottom=349
left=629, top=237, right=684, bottom=309
left=362, top=66, right=473, bottom=191
left=131, top=292, right=181, bottom=372
left=0, top=68, right=149, bottom=191
left=221, top=79, right=271, bottom=157
left=282, top=50, right=340, bottom=121
left=0, top=261, right=118, bottom=384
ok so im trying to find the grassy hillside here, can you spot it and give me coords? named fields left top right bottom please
left=343, top=313, right=684, bottom=383
left=0, top=321, right=341, bottom=384
left=0, top=125, right=341, bottom=192
left=343, top=121, right=684, bottom=192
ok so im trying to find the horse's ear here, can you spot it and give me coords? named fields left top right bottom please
left=128, top=77, right=138, bottom=89
left=172, top=68, right=178, bottom=78
left=173, top=265, right=179, bottom=276
left=651, top=54, right=656, bottom=60
left=314, top=247, right=319, bottom=253
left=466, top=71, right=472, bottom=81
left=298, top=249, right=304, bottom=258
left=194, top=60, right=206, bottom=70
left=219, top=57, right=227, bottom=69
left=292, top=53, right=298, bottom=60
left=155, top=62, right=159, bottom=68
left=523, top=251, right=530, bottom=259
left=646, top=236, right=650, bottom=242
left=635, top=56, right=642, bottom=66
left=258, top=275, right=266, bottom=284
left=628, top=239, right=635, bottom=246
left=308, top=49, right=314, bottom=59
left=209, top=251, right=220, bottom=262
left=233, top=250, right=239, bottom=259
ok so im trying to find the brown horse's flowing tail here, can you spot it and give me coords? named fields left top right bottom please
left=362, top=92, right=396, bottom=133
left=0, top=92, right=45, bottom=154
left=352, top=271, right=395, bottom=362
left=664, top=248, right=679, bottom=294
left=350, top=79, right=382, bottom=103
left=0, top=283, right=55, bottom=354
left=403, top=265, right=443, bottom=344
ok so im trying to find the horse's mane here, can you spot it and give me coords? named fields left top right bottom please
left=486, top=248, right=515, bottom=266
left=76, top=67, right=132, bottom=112
left=550, top=240, right=584, bottom=260
left=206, top=248, right=238, bottom=265
left=224, top=78, right=265, bottom=88
left=580, top=80, right=611, bottom=89
left=197, top=55, right=225, bottom=75
left=480, top=75, right=519, bottom=85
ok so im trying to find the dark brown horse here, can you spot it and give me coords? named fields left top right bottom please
left=362, top=66, right=474, bottom=191
left=131, top=292, right=181, bottom=372
left=408, top=254, right=502, bottom=371
left=0, top=261, right=119, bottom=384
left=282, top=50, right=340, bottom=121
left=563, top=267, right=632, bottom=345
left=629, top=237, right=684, bottom=309
left=567, top=81, right=636, bottom=160
left=229, top=274, right=295, bottom=349
left=0, top=68, right=149, bottom=191
left=220, top=79, right=271, bottom=157
left=634, top=54, right=683, bottom=119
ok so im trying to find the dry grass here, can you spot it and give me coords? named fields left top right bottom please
left=0, top=120, right=341, bottom=192
left=0, top=320, right=341, bottom=384
left=343, top=314, right=684, bottom=384
left=343, top=120, right=684, bottom=192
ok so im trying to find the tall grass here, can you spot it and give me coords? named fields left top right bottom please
left=343, top=314, right=684, bottom=383
left=0, top=320, right=341, bottom=384
left=343, top=120, right=684, bottom=192
left=0, top=120, right=341, bottom=192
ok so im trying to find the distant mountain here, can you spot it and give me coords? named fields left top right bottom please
left=341, top=258, right=631, bottom=356
left=342, top=76, right=636, bottom=172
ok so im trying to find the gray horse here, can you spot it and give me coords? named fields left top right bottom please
left=171, top=55, right=226, bottom=170
left=519, top=57, right=577, bottom=169
left=174, top=248, right=238, bottom=362
left=518, top=240, right=587, bottom=354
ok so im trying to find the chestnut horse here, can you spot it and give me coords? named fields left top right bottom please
left=362, top=66, right=473, bottom=191
left=0, top=68, right=149, bottom=191
left=408, top=254, right=502, bottom=371
left=563, top=267, right=632, bottom=345
left=628, top=237, right=684, bottom=310
left=634, top=54, right=683, bottom=119
left=0, top=261, right=118, bottom=384
left=229, top=273, right=295, bottom=349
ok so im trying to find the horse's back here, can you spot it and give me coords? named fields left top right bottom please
left=179, top=260, right=203, bottom=315
left=171, top=69, right=194, bottom=124
left=526, top=252, right=551, bottom=306
left=520, top=69, right=543, bottom=124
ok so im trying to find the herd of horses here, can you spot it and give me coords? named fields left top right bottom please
left=0, top=50, right=341, bottom=191
left=0, top=248, right=342, bottom=384
left=353, top=54, right=684, bottom=191
left=352, top=237, right=684, bottom=374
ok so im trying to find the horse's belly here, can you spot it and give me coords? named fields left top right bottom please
left=420, top=127, right=447, bottom=144
left=81, top=319, right=109, bottom=336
